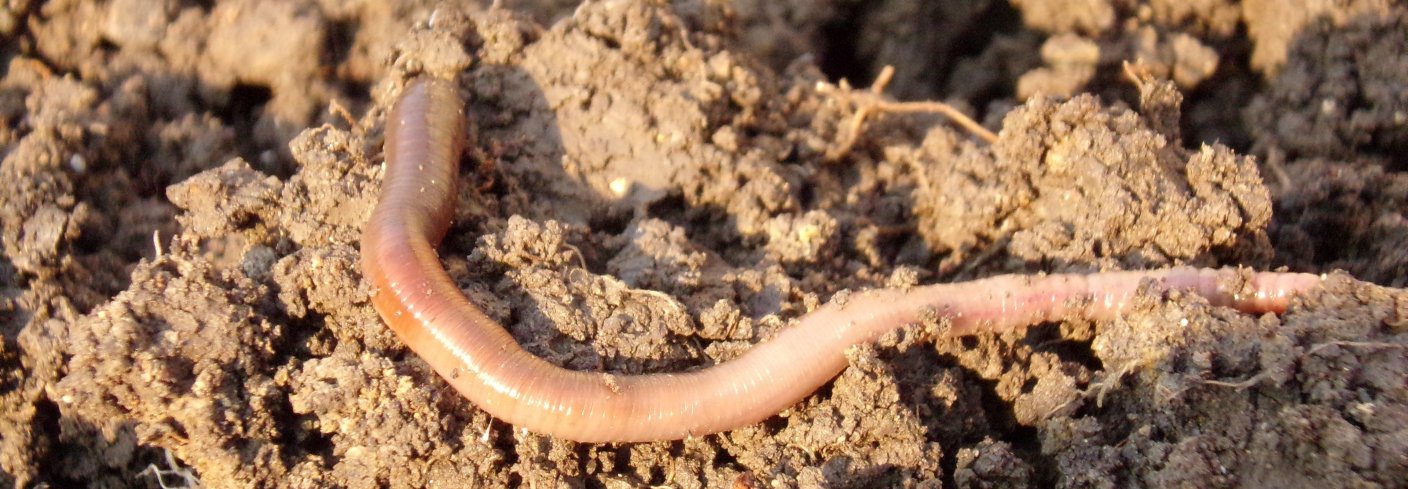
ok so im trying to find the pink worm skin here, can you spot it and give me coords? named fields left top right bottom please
left=360, top=77, right=1326, bottom=443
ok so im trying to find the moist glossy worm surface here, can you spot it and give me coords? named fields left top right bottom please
left=360, top=77, right=1325, bottom=443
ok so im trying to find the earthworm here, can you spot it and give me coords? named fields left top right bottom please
left=360, top=77, right=1326, bottom=443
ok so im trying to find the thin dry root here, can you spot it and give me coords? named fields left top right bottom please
left=827, top=65, right=998, bottom=161
left=1308, top=340, right=1407, bottom=354
left=328, top=98, right=358, bottom=129
left=1121, top=60, right=1150, bottom=91
left=139, top=449, right=202, bottom=489
left=1198, top=372, right=1270, bottom=390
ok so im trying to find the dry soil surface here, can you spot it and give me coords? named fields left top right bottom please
left=2, top=0, right=1407, bottom=488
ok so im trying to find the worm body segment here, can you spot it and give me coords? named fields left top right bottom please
left=360, top=77, right=1324, bottom=443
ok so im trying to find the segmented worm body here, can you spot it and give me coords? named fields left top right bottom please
left=360, top=77, right=1325, bottom=443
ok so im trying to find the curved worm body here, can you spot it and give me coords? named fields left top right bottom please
left=361, top=77, right=1325, bottom=443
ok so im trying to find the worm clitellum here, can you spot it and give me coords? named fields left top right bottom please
left=360, top=77, right=1326, bottom=443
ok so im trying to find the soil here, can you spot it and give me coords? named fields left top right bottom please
left=2, top=0, right=1406, bottom=488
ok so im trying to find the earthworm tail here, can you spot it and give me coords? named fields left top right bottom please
left=360, top=77, right=1325, bottom=443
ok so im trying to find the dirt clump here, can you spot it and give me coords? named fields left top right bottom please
left=2, top=1, right=1406, bottom=488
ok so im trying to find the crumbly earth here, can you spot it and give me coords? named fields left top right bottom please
left=2, top=1, right=1406, bottom=488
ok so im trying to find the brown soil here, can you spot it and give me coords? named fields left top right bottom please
left=2, top=1, right=1406, bottom=488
